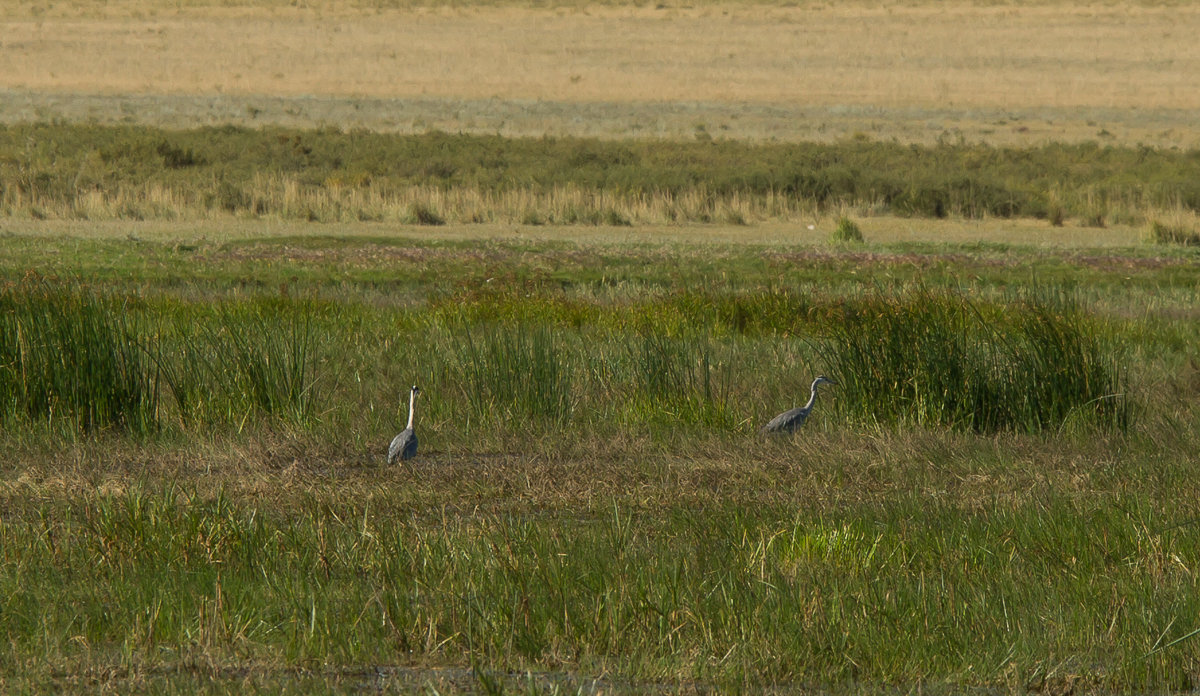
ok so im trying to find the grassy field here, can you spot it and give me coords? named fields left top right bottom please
left=1, top=219, right=1199, bottom=694
left=3, top=0, right=1200, bottom=692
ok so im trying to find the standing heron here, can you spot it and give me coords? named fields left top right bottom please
left=388, top=385, right=420, bottom=464
left=761, top=376, right=836, bottom=434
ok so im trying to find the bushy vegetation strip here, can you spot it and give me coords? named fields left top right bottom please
left=0, top=277, right=1131, bottom=438
left=4, top=123, right=1200, bottom=223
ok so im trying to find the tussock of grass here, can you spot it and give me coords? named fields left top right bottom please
left=830, top=215, right=864, bottom=243
left=404, top=201, right=445, bottom=226
left=0, top=278, right=157, bottom=435
left=825, top=289, right=1129, bottom=433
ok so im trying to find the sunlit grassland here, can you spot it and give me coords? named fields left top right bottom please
left=1, top=225, right=1199, bottom=694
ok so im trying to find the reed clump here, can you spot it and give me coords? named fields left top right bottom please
left=0, top=280, right=320, bottom=435
left=825, top=289, right=1129, bottom=433
left=0, top=278, right=158, bottom=434
left=1148, top=220, right=1200, bottom=246
left=830, top=216, right=864, bottom=243
left=444, top=325, right=575, bottom=426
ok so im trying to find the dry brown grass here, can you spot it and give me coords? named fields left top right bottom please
left=0, top=425, right=1123, bottom=523
left=0, top=215, right=1156, bottom=248
left=3, top=1, right=1200, bottom=145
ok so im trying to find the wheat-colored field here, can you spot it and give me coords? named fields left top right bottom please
left=3, top=1, right=1199, bottom=145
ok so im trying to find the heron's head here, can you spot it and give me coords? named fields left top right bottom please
left=813, top=375, right=837, bottom=389
left=411, top=385, right=421, bottom=395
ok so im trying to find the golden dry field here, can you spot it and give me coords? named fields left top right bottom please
left=3, top=0, right=1200, bottom=146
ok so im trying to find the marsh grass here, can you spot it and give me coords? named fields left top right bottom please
left=4, top=486, right=1200, bottom=691
left=0, top=278, right=158, bottom=435
left=0, top=238, right=1195, bottom=693
left=825, top=289, right=1129, bottom=433
left=0, top=277, right=1136, bottom=439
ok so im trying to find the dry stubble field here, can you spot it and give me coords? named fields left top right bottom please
left=3, top=0, right=1200, bottom=146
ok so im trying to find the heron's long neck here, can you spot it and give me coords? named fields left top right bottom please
left=804, top=385, right=819, bottom=410
left=406, top=390, right=416, bottom=429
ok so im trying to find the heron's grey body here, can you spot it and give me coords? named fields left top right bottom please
left=388, top=385, right=420, bottom=464
left=761, top=376, right=836, bottom=434
left=388, top=427, right=416, bottom=464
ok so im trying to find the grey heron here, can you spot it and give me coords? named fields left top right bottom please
left=761, top=376, right=836, bottom=434
left=388, top=385, right=420, bottom=464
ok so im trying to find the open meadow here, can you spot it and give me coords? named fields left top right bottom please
left=2, top=217, right=1199, bottom=694
left=3, top=0, right=1200, bottom=694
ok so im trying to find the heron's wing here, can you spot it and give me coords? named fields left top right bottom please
left=402, top=431, right=419, bottom=460
left=388, top=428, right=415, bottom=464
left=760, top=406, right=809, bottom=433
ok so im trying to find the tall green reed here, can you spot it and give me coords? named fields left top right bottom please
left=824, top=288, right=1130, bottom=433
left=444, top=325, right=575, bottom=426
left=0, top=278, right=158, bottom=434
left=619, top=332, right=738, bottom=429
left=0, top=280, right=321, bottom=435
left=216, top=302, right=316, bottom=422
left=155, top=301, right=319, bottom=426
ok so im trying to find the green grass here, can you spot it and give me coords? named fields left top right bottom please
left=4, top=478, right=1200, bottom=693
left=0, top=226, right=1198, bottom=693
left=830, top=215, right=865, bottom=243
left=0, top=278, right=158, bottom=435
left=824, top=288, right=1130, bottom=433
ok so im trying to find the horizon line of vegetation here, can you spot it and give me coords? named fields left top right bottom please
left=3, top=123, right=1200, bottom=228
